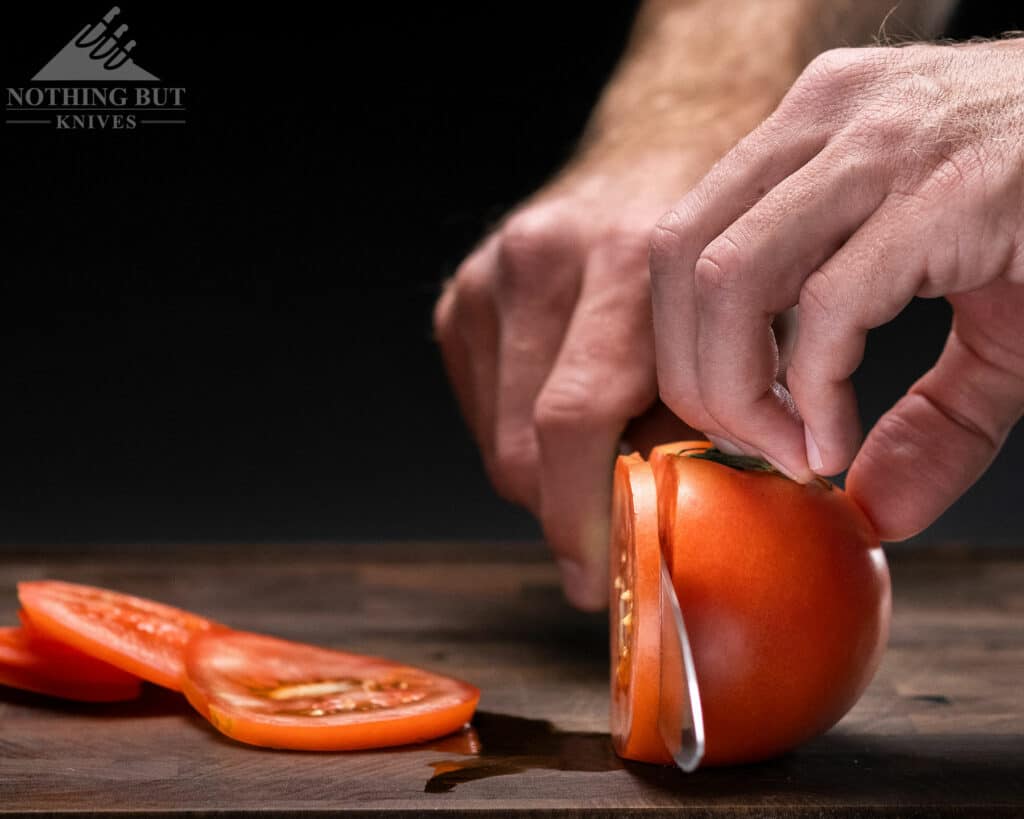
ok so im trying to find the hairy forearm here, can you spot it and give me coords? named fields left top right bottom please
left=581, top=0, right=957, bottom=162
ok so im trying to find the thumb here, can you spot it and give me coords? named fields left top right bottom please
left=847, top=314, right=1024, bottom=541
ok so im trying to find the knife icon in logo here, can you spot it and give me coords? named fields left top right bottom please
left=32, top=7, right=159, bottom=82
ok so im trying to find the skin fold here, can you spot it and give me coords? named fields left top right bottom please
left=435, top=0, right=958, bottom=610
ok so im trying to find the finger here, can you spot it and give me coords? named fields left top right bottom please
left=847, top=289, right=1024, bottom=540
left=492, top=209, right=582, bottom=509
left=451, top=236, right=501, bottom=472
left=650, top=111, right=828, bottom=445
left=434, top=278, right=479, bottom=434
left=693, top=147, right=889, bottom=479
left=535, top=247, right=656, bottom=611
left=786, top=199, right=930, bottom=477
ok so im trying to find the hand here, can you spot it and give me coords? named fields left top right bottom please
left=434, top=151, right=704, bottom=610
left=651, top=39, right=1024, bottom=540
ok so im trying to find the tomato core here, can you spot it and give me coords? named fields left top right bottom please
left=256, top=676, right=426, bottom=716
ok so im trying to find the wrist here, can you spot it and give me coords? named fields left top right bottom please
left=576, top=2, right=811, bottom=174
left=582, top=91, right=780, bottom=162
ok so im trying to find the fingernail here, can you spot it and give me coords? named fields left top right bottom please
left=804, top=426, right=824, bottom=472
left=707, top=434, right=744, bottom=455
left=763, top=454, right=802, bottom=483
left=557, top=558, right=605, bottom=612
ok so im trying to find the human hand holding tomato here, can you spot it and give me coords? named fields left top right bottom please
left=651, top=40, right=1024, bottom=540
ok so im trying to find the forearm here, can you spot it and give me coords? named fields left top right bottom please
left=580, top=0, right=958, bottom=163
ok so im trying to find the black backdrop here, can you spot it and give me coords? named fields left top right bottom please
left=2, top=3, right=1021, bottom=547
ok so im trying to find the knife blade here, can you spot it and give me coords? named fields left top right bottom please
left=658, top=556, right=705, bottom=772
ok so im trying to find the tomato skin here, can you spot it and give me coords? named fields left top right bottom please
left=648, top=441, right=712, bottom=576
left=0, top=626, right=142, bottom=703
left=659, top=450, right=890, bottom=766
left=183, top=630, right=481, bottom=751
left=17, top=580, right=218, bottom=691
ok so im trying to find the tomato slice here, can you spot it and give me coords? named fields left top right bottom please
left=17, top=580, right=218, bottom=691
left=647, top=440, right=711, bottom=478
left=648, top=440, right=711, bottom=578
left=608, top=452, right=671, bottom=764
left=183, top=630, right=481, bottom=751
left=0, top=626, right=141, bottom=703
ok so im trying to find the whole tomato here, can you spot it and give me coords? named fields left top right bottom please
left=614, top=442, right=891, bottom=767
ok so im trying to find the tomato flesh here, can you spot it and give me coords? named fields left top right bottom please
left=0, top=626, right=141, bottom=703
left=18, top=580, right=218, bottom=691
left=609, top=453, right=670, bottom=764
left=183, top=630, right=480, bottom=751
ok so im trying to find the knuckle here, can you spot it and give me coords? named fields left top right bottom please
left=694, top=235, right=744, bottom=298
left=840, top=108, right=914, bottom=163
left=649, top=209, right=695, bottom=276
left=534, top=376, right=627, bottom=434
left=923, top=150, right=988, bottom=198
left=802, top=47, right=879, bottom=91
left=533, top=384, right=596, bottom=433
left=801, top=49, right=854, bottom=91
left=453, top=254, right=494, bottom=311
left=498, top=207, right=573, bottom=288
left=799, top=269, right=835, bottom=318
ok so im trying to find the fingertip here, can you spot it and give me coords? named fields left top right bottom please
left=557, top=559, right=608, bottom=612
left=762, top=453, right=815, bottom=484
left=541, top=489, right=612, bottom=612
left=722, top=381, right=816, bottom=482
left=788, top=370, right=862, bottom=476
left=561, top=513, right=612, bottom=611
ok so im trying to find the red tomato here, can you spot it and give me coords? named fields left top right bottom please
left=0, top=626, right=141, bottom=703
left=183, top=630, right=480, bottom=751
left=610, top=444, right=891, bottom=767
left=18, top=580, right=219, bottom=691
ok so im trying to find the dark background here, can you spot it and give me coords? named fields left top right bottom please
left=1, top=3, right=1021, bottom=549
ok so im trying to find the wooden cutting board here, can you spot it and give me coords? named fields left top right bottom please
left=0, top=542, right=1021, bottom=816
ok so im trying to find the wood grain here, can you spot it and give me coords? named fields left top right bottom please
left=0, top=543, right=1021, bottom=816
